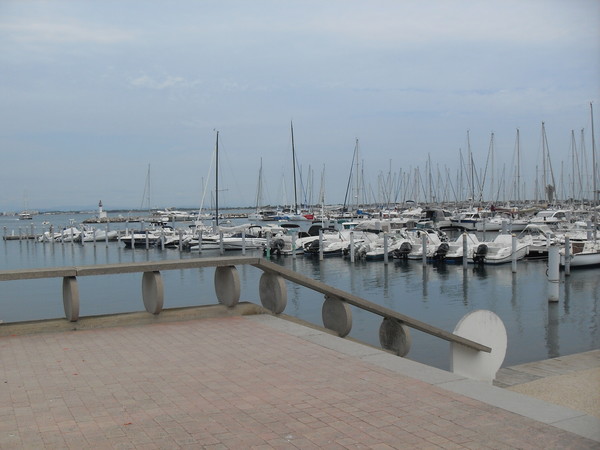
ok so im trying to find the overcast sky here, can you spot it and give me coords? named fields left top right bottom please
left=1, top=0, right=599, bottom=211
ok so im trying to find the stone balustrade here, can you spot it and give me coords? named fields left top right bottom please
left=1, top=256, right=501, bottom=381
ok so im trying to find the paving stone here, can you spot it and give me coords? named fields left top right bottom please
left=0, top=315, right=598, bottom=448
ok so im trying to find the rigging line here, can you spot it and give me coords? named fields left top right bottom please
left=342, top=140, right=358, bottom=211
left=197, top=146, right=216, bottom=217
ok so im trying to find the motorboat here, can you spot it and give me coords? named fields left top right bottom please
left=80, top=227, right=119, bottom=242
left=517, top=224, right=558, bottom=259
left=450, top=211, right=484, bottom=231
left=529, top=209, right=571, bottom=229
left=470, top=234, right=529, bottom=265
left=357, top=231, right=414, bottom=261
left=434, top=233, right=480, bottom=262
left=560, top=239, right=600, bottom=268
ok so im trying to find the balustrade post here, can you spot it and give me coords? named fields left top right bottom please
left=322, top=295, right=352, bottom=337
left=142, top=271, right=164, bottom=314
left=379, top=317, right=411, bottom=357
left=258, top=272, right=287, bottom=314
left=62, top=276, right=80, bottom=322
left=214, top=265, right=240, bottom=307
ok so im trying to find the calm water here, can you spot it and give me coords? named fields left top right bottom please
left=1, top=212, right=599, bottom=371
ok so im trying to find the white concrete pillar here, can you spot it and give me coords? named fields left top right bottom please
left=511, top=235, right=517, bottom=273
left=383, top=233, right=389, bottom=265
left=462, top=233, right=468, bottom=269
left=547, top=246, right=560, bottom=302
left=564, top=236, right=571, bottom=276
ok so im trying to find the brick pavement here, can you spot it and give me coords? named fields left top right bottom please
left=0, top=315, right=597, bottom=449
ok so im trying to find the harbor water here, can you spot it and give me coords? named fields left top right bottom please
left=1, top=212, right=599, bottom=371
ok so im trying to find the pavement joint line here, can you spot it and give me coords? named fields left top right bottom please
left=248, top=314, right=600, bottom=443
left=3, top=308, right=598, bottom=445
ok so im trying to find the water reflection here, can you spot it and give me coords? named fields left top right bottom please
left=546, top=302, right=560, bottom=359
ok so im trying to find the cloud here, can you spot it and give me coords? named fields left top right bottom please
left=129, top=75, right=201, bottom=90
left=0, top=20, right=135, bottom=44
left=303, top=1, right=598, bottom=48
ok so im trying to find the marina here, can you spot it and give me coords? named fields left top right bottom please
left=0, top=208, right=598, bottom=372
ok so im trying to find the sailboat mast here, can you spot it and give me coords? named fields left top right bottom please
left=290, top=121, right=299, bottom=214
left=467, top=131, right=474, bottom=203
left=215, top=131, right=219, bottom=227
left=255, top=158, right=263, bottom=212
left=591, top=102, right=598, bottom=210
left=516, top=129, right=521, bottom=203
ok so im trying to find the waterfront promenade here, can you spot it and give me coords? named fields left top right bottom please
left=1, top=306, right=598, bottom=449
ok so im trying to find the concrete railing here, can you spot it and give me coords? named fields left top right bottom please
left=1, top=256, right=498, bottom=378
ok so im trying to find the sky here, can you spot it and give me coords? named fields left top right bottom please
left=1, top=0, right=599, bottom=211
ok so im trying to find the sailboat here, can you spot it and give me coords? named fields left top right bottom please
left=248, top=158, right=277, bottom=221
left=277, top=121, right=310, bottom=221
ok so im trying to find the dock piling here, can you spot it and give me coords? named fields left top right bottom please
left=547, top=246, right=560, bottom=302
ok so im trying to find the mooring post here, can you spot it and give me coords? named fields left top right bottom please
left=547, top=245, right=560, bottom=302
left=383, top=232, right=389, bottom=265
left=564, top=236, right=571, bottom=276
left=350, top=231, right=355, bottom=263
left=511, top=234, right=517, bottom=273
left=462, top=233, right=468, bottom=269
left=178, top=229, right=183, bottom=252
left=421, top=233, right=427, bottom=266
left=319, top=229, right=324, bottom=261
left=219, top=230, right=224, bottom=255
left=265, top=231, right=271, bottom=259
left=241, top=230, right=246, bottom=255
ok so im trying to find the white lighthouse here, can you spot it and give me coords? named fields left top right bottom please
left=98, top=200, right=107, bottom=220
